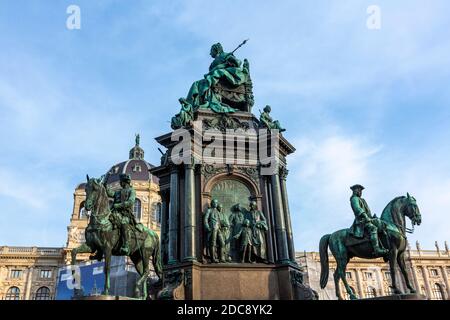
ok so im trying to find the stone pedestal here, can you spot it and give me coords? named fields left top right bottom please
left=158, top=261, right=306, bottom=300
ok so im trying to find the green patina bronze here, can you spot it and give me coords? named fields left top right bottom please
left=171, top=41, right=252, bottom=128
left=203, top=190, right=269, bottom=264
left=171, top=98, right=195, bottom=130
left=186, top=42, right=249, bottom=113
left=71, top=174, right=162, bottom=299
left=259, top=105, right=286, bottom=132
left=319, top=187, right=422, bottom=300
left=204, top=199, right=227, bottom=263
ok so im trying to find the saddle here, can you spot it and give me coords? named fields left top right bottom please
left=345, top=223, right=389, bottom=249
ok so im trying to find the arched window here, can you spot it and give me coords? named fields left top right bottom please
left=365, top=286, right=377, bottom=298
left=5, top=287, right=20, bottom=300
left=134, top=198, right=141, bottom=221
left=432, top=283, right=445, bottom=300
left=79, top=201, right=90, bottom=219
left=155, top=202, right=162, bottom=224
left=35, top=287, right=51, bottom=300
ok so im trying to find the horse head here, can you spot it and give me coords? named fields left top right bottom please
left=404, top=192, right=422, bottom=227
left=84, top=174, right=108, bottom=215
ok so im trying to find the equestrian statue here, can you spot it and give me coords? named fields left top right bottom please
left=71, top=174, right=162, bottom=299
left=319, top=184, right=422, bottom=300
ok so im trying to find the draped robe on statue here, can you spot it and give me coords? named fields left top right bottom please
left=186, top=52, right=248, bottom=113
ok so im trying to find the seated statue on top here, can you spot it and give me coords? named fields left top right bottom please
left=259, top=105, right=286, bottom=132
left=186, top=42, right=253, bottom=115
left=171, top=98, right=195, bottom=130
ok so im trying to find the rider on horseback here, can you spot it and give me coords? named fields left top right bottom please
left=105, top=173, right=139, bottom=255
left=349, top=184, right=388, bottom=256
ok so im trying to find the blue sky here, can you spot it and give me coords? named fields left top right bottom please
left=0, top=0, right=449, bottom=251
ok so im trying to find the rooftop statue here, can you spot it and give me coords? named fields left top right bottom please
left=171, top=41, right=254, bottom=128
left=186, top=41, right=249, bottom=113
left=171, top=98, right=195, bottom=130
left=259, top=105, right=286, bottom=132
left=319, top=187, right=422, bottom=300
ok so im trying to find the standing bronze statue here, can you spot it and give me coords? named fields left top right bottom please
left=319, top=187, right=422, bottom=300
left=245, top=201, right=268, bottom=262
left=204, top=199, right=227, bottom=263
left=218, top=204, right=232, bottom=262
left=71, top=175, right=162, bottom=299
left=229, top=204, right=245, bottom=261
left=233, top=219, right=255, bottom=263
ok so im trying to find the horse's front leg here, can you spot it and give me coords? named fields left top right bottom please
left=397, top=251, right=416, bottom=294
left=388, top=249, right=402, bottom=294
left=103, top=249, right=112, bottom=296
left=71, top=243, right=94, bottom=265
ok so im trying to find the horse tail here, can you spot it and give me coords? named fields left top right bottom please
left=319, top=234, right=331, bottom=289
left=152, top=234, right=163, bottom=279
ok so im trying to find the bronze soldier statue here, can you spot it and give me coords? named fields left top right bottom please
left=204, top=199, right=226, bottom=263
left=105, top=173, right=139, bottom=255
left=245, top=201, right=268, bottom=261
left=349, top=184, right=388, bottom=256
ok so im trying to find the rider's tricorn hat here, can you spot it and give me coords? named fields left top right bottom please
left=119, top=173, right=131, bottom=182
left=350, top=184, right=365, bottom=191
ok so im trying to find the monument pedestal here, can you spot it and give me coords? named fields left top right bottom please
left=158, top=261, right=309, bottom=300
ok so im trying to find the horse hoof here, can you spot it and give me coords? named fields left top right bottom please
left=350, top=294, right=358, bottom=300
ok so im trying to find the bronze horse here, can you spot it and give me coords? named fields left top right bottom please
left=319, top=194, right=422, bottom=299
left=71, top=176, right=162, bottom=299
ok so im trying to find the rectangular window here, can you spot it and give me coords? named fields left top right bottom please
left=10, top=269, right=22, bottom=278
left=384, top=271, right=391, bottom=280
left=40, top=270, right=52, bottom=278
left=364, top=272, right=373, bottom=280
left=346, top=272, right=352, bottom=279
left=430, top=269, right=439, bottom=277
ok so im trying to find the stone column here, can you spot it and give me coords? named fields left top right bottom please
left=421, top=266, right=432, bottom=299
left=271, top=172, right=289, bottom=263
left=25, top=267, right=34, bottom=299
left=440, top=266, right=450, bottom=299
left=160, top=191, right=169, bottom=264
left=355, top=269, right=364, bottom=298
left=279, top=167, right=295, bottom=262
left=183, top=164, right=196, bottom=261
left=375, top=268, right=385, bottom=296
left=410, top=264, right=420, bottom=293
left=168, top=166, right=179, bottom=265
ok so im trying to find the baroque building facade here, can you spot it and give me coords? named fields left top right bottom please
left=0, top=138, right=162, bottom=300
left=298, top=241, right=450, bottom=300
